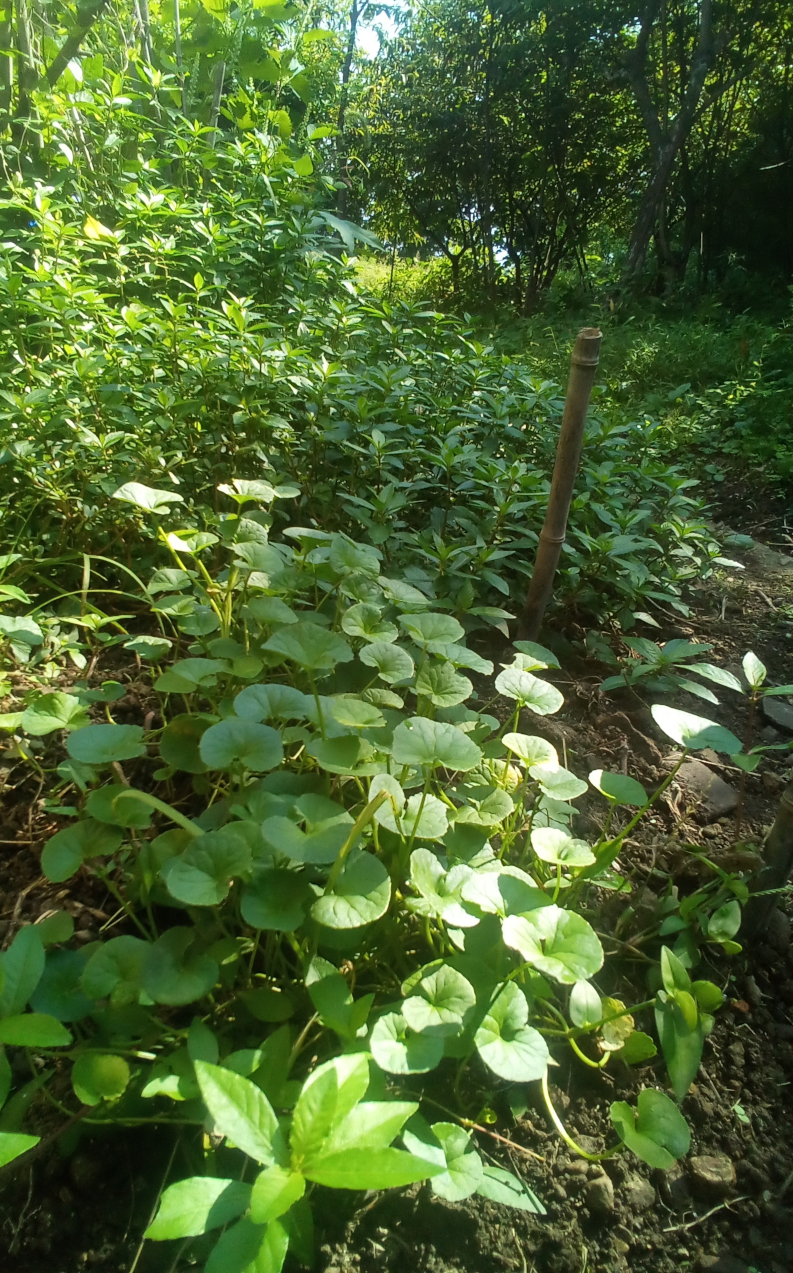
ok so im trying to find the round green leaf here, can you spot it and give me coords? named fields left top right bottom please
left=428, top=1123, right=484, bottom=1201
left=305, top=734, right=375, bottom=775
left=199, top=719, right=284, bottom=772
left=22, top=692, right=89, bottom=736
left=503, top=733, right=559, bottom=771
left=399, top=613, right=464, bottom=652
left=342, top=604, right=398, bottom=644
left=330, top=698, right=386, bottom=729
left=162, top=828, right=253, bottom=906
left=494, top=668, right=563, bottom=715
left=67, top=724, right=146, bottom=764
left=329, top=536, right=382, bottom=578
left=80, top=936, right=149, bottom=1007
left=530, top=828, right=595, bottom=868
left=370, top=1012, right=444, bottom=1074
left=359, top=641, right=414, bottom=684
left=29, top=950, right=93, bottom=1021
left=403, top=965, right=476, bottom=1037
left=407, top=849, right=477, bottom=928
left=415, top=662, right=473, bottom=707
left=160, top=713, right=216, bottom=773
left=41, top=819, right=123, bottom=882
left=263, top=622, right=353, bottom=671
left=234, top=684, right=310, bottom=722
left=536, top=768, right=588, bottom=801
left=113, top=482, right=184, bottom=514
left=461, top=865, right=547, bottom=919
left=72, top=1052, right=130, bottom=1106
left=589, top=770, right=648, bottom=806
left=245, top=597, right=299, bottom=626
left=311, top=850, right=391, bottom=929
left=474, top=982, right=549, bottom=1082
left=650, top=705, right=742, bottom=754
left=392, top=717, right=482, bottom=772
left=124, top=634, right=172, bottom=660
left=502, top=906, right=604, bottom=984
left=610, top=1089, right=690, bottom=1169
left=241, top=870, right=312, bottom=931
left=85, top=784, right=153, bottom=828
left=141, top=928, right=219, bottom=1006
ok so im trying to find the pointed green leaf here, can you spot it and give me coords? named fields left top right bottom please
left=588, top=770, right=648, bottom=806
left=250, top=1166, right=305, bottom=1224
left=195, top=1061, right=279, bottom=1165
left=476, top=1164, right=546, bottom=1212
left=146, top=1177, right=252, bottom=1240
left=650, top=705, right=742, bottom=753
left=289, top=1053, right=369, bottom=1167
left=610, top=1089, right=690, bottom=1168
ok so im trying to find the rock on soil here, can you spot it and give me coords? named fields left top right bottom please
left=766, top=908, right=792, bottom=953
left=688, top=1154, right=737, bottom=1199
left=584, top=1173, right=615, bottom=1217
left=763, top=696, right=793, bottom=732
left=678, top=759, right=739, bottom=822
left=622, top=1173, right=656, bottom=1213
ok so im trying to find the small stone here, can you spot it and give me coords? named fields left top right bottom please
left=727, top=1042, right=745, bottom=1068
left=697, top=1256, right=751, bottom=1273
left=688, top=1155, right=736, bottom=1199
left=766, top=908, right=791, bottom=954
left=703, top=825, right=721, bottom=838
left=585, top=1173, right=615, bottom=1217
left=761, top=726, right=782, bottom=742
left=679, top=759, right=739, bottom=822
left=763, top=771, right=785, bottom=794
left=623, top=1173, right=655, bottom=1212
left=614, top=1240, right=630, bottom=1256
left=562, top=1159, right=590, bottom=1176
left=763, top=698, right=793, bottom=733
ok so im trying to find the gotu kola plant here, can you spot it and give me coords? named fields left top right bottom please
left=0, top=480, right=748, bottom=1267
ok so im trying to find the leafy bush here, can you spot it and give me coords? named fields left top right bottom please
left=0, top=481, right=754, bottom=1266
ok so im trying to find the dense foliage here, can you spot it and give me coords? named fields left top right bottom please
left=0, top=1, right=786, bottom=1269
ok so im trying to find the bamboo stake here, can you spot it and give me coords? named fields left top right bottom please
left=517, top=326, right=602, bottom=641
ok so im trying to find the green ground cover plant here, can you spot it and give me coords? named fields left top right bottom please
left=0, top=480, right=755, bottom=1269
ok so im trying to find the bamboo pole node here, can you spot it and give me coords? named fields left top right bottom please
left=517, top=327, right=602, bottom=642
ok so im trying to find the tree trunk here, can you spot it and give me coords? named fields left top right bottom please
left=620, top=0, right=720, bottom=286
left=336, top=0, right=361, bottom=218
left=45, top=0, right=111, bottom=87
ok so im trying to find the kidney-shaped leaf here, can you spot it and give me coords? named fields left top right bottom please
left=502, top=906, right=604, bottom=984
left=141, top=928, right=218, bottom=1006
left=428, top=1122, right=484, bottom=1201
left=241, top=870, right=312, bottom=932
left=263, top=623, right=353, bottom=671
left=67, top=724, right=146, bottom=765
left=392, top=717, right=482, bottom=772
left=22, top=693, right=89, bottom=736
left=200, top=719, right=283, bottom=772
left=402, top=966, right=476, bottom=1037
left=503, top=733, right=559, bottom=771
left=495, top=668, right=563, bottom=715
left=359, top=641, right=414, bottom=684
left=162, top=829, right=252, bottom=906
left=42, top=819, right=123, bottom=883
left=311, top=850, right=391, bottom=929
left=530, top=828, right=595, bottom=869
left=370, top=1012, right=444, bottom=1075
left=113, top=482, right=184, bottom=514
left=474, top=982, right=549, bottom=1082
left=399, top=613, right=464, bottom=651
